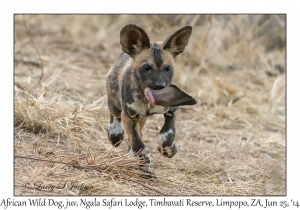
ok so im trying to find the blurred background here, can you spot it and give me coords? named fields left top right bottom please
left=14, top=15, right=286, bottom=195
left=15, top=14, right=286, bottom=106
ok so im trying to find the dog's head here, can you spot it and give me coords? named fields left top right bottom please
left=120, top=24, right=192, bottom=91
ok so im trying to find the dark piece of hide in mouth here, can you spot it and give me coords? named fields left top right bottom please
left=148, top=84, right=197, bottom=107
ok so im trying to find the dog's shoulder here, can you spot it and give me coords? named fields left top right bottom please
left=115, top=52, right=132, bottom=68
left=107, top=52, right=132, bottom=76
left=106, top=52, right=134, bottom=109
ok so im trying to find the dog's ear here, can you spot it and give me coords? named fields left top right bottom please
left=162, top=26, right=192, bottom=57
left=120, top=24, right=150, bottom=57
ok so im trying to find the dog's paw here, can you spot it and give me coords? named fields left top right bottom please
left=157, top=129, right=177, bottom=158
left=108, top=132, right=124, bottom=147
left=126, top=147, right=156, bottom=178
left=138, top=147, right=156, bottom=178
left=158, top=143, right=177, bottom=158
left=139, top=162, right=156, bottom=179
left=139, top=167, right=156, bottom=179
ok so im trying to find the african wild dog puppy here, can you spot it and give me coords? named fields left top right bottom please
left=106, top=24, right=193, bottom=177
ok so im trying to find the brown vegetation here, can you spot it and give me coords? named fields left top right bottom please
left=14, top=14, right=285, bottom=195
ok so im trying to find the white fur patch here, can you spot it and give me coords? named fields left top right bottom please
left=158, top=129, right=174, bottom=146
left=165, top=112, right=173, bottom=117
left=128, top=147, right=134, bottom=160
left=108, top=117, right=123, bottom=137
left=158, top=129, right=174, bottom=156
left=141, top=147, right=151, bottom=159
left=140, top=147, right=154, bottom=173
left=161, top=145, right=173, bottom=156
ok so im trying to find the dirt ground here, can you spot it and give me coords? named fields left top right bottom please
left=14, top=15, right=286, bottom=195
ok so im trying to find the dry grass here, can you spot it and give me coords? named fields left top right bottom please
left=14, top=14, right=286, bottom=196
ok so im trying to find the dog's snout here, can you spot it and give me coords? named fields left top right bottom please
left=155, top=80, right=166, bottom=89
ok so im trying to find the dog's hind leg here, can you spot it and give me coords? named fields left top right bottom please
left=157, top=107, right=178, bottom=158
left=107, top=100, right=124, bottom=147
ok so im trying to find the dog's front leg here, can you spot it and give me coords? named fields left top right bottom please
left=158, top=107, right=179, bottom=158
left=121, top=112, right=154, bottom=177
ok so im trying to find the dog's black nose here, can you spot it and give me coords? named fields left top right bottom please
left=155, top=80, right=166, bottom=89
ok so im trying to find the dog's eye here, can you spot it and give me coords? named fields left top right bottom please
left=165, top=65, right=172, bottom=72
left=143, top=64, right=152, bottom=71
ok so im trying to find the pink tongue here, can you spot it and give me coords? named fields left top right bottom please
left=145, top=88, right=155, bottom=104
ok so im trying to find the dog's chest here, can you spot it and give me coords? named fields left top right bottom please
left=126, top=100, right=169, bottom=118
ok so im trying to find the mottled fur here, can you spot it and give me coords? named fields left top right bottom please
left=106, top=24, right=192, bottom=177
